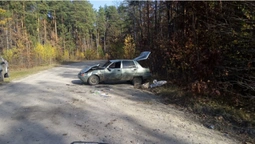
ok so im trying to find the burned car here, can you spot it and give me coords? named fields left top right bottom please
left=78, top=51, right=151, bottom=85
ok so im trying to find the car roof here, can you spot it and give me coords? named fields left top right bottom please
left=109, top=59, right=134, bottom=63
left=108, top=51, right=151, bottom=63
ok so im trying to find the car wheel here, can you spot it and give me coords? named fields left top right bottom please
left=133, top=77, right=142, bottom=86
left=88, top=75, right=99, bottom=85
left=0, top=71, right=4, bottom=82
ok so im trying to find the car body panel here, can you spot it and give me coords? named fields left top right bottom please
left=119, top=60, right=136, bottom=81
left=0, top=57, right=9, bottom=81
left=104, top=68, right=122, bottom=81
left=0, top=57, right=8, bottom=74
left=121, top=67, right=136, bottom=81
left=80, top=64, right=100, bottom=73
left=78, top=51, right=152, bottom=85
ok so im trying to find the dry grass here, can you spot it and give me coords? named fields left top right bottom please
left=2, top=64, right=58, bottom=83
left=151, top=84, right=255, bottom=143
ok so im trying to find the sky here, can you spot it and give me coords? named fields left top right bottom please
left=89, top=0, right=119, bottom=10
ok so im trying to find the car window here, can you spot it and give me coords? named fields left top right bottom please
left=122, top=61, right=136, bottom=68
left=102, top=61, right=112, bottom=67
left=109, top=62, right=121, bottom=68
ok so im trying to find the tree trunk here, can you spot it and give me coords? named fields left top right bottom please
left=90, top=33, right=93, bottom=49
left=54, top=10, right=58, bottom=42
left=104, top=31, right=106, bottom=52
left=139, top=2, right=143, bottom=50
left=183, top=2, right=186, bottom=37
left=37, top=16, right=40, bottom=43
left=6, top=25, right=9, bottom=50
left=96, top=31, right=99, bottom=57
left=44, top=19, right=47, bottom=44
left=166, top=2, right=171, bottom=38
left=146, top=1, right=150, bottom=46
left=154, top=0, right=158, bottom=34
left=21, top=2, right=25, bottom=29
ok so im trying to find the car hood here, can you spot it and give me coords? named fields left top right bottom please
left=133, top=51, right=151, bottom=61
left=80, top=64, right=101, bottom=73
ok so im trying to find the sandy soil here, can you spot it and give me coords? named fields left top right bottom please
left=0, top=60, right=240, bottom=144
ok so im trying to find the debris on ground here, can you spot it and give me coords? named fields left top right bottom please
left=142, top=82, right=150, bottom=89
left=149, top=80, right=167, bottom=88
left=90, top=89, right=111, bottom=98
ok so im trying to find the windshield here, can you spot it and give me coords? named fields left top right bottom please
left=102, top=61, right=112, bottom=68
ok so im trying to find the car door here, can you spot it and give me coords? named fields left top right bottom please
left=121, top=60, right=137, bottom=81
left=104, top=61, right=122, bottom=82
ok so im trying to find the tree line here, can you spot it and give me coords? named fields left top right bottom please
left=124, top=1, right=255, bottom=100
left=0, top=1, right=254, bottom=99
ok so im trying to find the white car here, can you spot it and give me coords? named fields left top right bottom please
left=0, top=57, right=9, bottom=82
left=78, top=51, right=152, bottom=85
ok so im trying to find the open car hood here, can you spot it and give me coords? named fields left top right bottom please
left=133, top=51, right=151, bottom=61
left=81, top=64, right=100, bottom=73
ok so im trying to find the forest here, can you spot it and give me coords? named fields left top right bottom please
left=0, top=1, right=254, bottom=105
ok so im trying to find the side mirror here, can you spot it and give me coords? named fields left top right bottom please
left=107, top=68, right=111, bottom=71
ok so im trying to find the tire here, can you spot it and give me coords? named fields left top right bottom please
left=88, top=75, right=100, bottom=85
left=0, top=71, right=4, bottom=82
left=133, top=77, right=142, bottom=86
left=4, top=73, right=9, bottom=78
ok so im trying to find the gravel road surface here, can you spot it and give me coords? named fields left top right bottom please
left=0, top=60, right=239, bottom=144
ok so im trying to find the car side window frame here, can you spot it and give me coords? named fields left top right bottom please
left=109, top=61, right=121, bottom=69
left=122, top=60, right=136, bottom=69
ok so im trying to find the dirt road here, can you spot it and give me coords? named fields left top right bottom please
left=0, top=61, right=239, bottom=144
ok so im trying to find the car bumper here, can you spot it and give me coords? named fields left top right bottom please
left=78, top=73, right=89, bottom=83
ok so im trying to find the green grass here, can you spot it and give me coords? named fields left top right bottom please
left=2, top=64, right=58, bottom=83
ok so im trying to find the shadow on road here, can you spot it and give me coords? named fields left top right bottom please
left=0, top=85, right=66, bottom=144
left=71, top=141, right=108, bottom=144
left=0, top=80, right=189, bottom=144
left=72, top=80, right=84, bottom=85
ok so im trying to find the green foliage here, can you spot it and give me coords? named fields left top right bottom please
left=97, top=7, right=106, bottom=37
left=0, top=8, right=9, bottom=25
left=108, top=40, right=124, bottom=59
left=97, top=45, right=104, bottom=59
left=0, top=1, right=122, bottom=67
left=75, top=50, right=85, bottom=60
left=104, top=6, right=123, bottom=54
left=84, top=49, right=97, bottom=60
left=34, top=43, right=57, bottom=64
left=2, top=48, right=18, bottom=63
left=124, top=1, right=255, bottom=98
left=123, top=34, right=135, bottom=59
left=61, top=49, right=70, bottom=61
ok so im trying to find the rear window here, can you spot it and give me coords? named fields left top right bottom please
left=122, top=61, right=136, bottom=68
left=137, top=61, right=149, bottom=68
